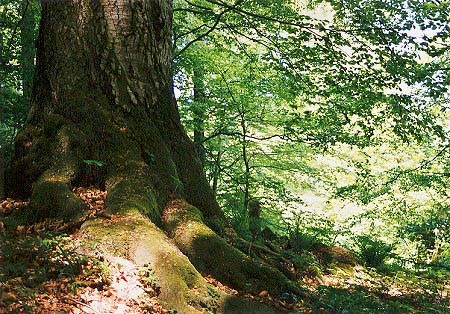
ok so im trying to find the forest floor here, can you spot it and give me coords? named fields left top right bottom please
left=0, top=191, right=449, bottom=313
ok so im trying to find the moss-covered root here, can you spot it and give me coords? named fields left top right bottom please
left=80, top=213, right=215, bottom=313
left=162, top=200, right=303, bottom=297
left=218, top=295, right=286, bottom=314
left=27, top=161, right=88, bottom=223
left=10, top=121, right=90, bottom=223
left=28, top=177, right=88, bottom=222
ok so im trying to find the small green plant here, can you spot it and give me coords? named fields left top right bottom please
left=436, top=243, right=450, bottom=266
left=82, top=159, right=105, bottom=166
left=67, top=279, right=88, bottom=294
left=207, top=286, right=220, bottom=299
left=285, top=210, right=337, bottom=252
left=92, top=258, right=111, bottom=277
left=138, top=264, right=160, bottom=291
left=0, top=232, right=87, bottom=284
left=356, top=235, right=393, bottom=268
left=291, top=251, right=323, bottom=277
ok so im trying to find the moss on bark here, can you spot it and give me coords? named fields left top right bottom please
left=29, top=179, right=87, bottom=222
left=105, top=168, right=160, bottom=222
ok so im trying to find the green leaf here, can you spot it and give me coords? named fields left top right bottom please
left=82, top=159, right=105, bottom=167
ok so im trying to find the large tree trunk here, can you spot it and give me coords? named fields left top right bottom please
left=6, top=0, right=300, bottom=311
left=8, top=0, right=220, bottom=222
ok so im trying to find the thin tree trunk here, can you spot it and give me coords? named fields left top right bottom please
left=211, top=149, right=222, bottom=196
left=0, top=147, right=4, bottom=199
left=239, top=107, right=251, bottom=214
left=0, top=26, right=3, bottom=67
left=20, top=0, right=36, bottom=102
left=192, top=69, right=206, bottom=165
left=0, top=27, right=3, bottom=199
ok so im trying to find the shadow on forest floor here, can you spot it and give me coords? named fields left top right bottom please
left=310, top=271, right=449, bottom=313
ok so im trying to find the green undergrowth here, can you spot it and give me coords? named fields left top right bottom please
left=311, top=265, right=450, bottom=313
left=0, top=231, right=87, bottom=286
left=0, top=228, right=110, bottom=312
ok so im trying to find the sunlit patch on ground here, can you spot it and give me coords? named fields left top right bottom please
left=68, top=256, right=166, bottom=314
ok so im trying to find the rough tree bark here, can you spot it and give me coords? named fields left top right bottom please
left=6, top=0, right=301, bottom=312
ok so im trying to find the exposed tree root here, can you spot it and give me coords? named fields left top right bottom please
left=162, top=199, right=306, bottom=297
left=232, top=237, right=299, bottom=280
left=78, top=215, right=285, bottom=312
left=79, top=213, right=212, bottom=313
left=74, top=176, right=287, bottom=313
left=29, top=177, right=88, bottom=222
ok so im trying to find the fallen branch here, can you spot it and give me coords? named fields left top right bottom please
left=64, top=297, right=101, bottom=314
left=234, top=237, right=291, bottom=265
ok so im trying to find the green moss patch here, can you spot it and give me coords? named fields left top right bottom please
left=29, top=179, right=87, bottom=223
left=106, top=171, right=160, bottom=222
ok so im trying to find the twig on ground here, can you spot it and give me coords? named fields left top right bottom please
left=64, top=296, right=101, bottom=314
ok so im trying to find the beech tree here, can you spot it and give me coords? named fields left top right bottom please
left=5, top=0, right=300, bottom=312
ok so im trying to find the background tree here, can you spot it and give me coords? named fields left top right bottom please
left=0, top=0, right=39, bottom=198
left=173, top=0, right=449, bottom=262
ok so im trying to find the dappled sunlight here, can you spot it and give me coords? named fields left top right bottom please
left=74, top=256, right=157, bottom=314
